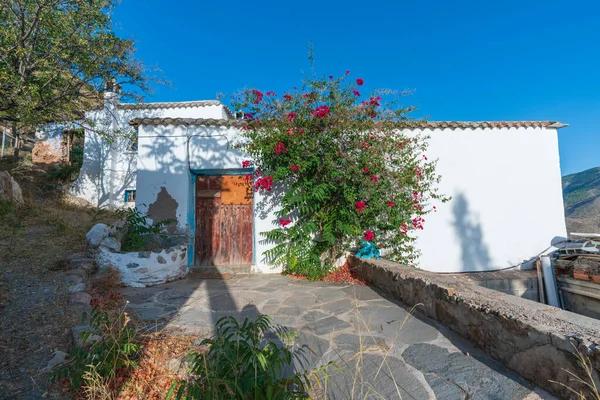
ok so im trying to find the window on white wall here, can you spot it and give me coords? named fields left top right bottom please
left=125, top=190, right=136, bottom=203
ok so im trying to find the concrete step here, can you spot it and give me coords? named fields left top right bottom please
left=189, top=265, right=251, bottom=279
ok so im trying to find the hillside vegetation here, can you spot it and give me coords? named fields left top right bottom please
left=562, top=166, right=600, bottom=233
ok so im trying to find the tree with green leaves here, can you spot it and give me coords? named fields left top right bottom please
left=0, top=0, right=157, bottom=155
left=232, top=71, right=449, bottom=279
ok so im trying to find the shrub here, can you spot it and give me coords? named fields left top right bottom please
left=116, top=207, right=175, bottom=251
left=168, top=315, right=333, bottom=400
left=52, top=307, right=140, bottom=392
left=232, top=66, right=448, bottom=278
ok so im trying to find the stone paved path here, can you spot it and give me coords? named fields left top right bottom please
left=121, top=274, right=556, bottom=400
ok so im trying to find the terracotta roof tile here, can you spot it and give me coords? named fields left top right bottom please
left=129, top=117, right=247, bottom=128
left=408, top=121, right=567, bottom=129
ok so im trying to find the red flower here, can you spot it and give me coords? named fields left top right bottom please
left=274, top=142, right=287, bottom=154
left=353, top=89, right=361, bottom=96
left=254, top=176, right=274, bottom=192
left=287, top=112, right=297, bottom=122
left=398, top=141, right=404, bottom=148
left=283, top=94, right=293, bottom=101
left=266, top=91, right=276, bottom=97
left=369, top=96, right=381, bottom=106
left=298, top=129, right=304, bottom=135
left=241, top=160, right=251, bottom=168
left=290, top=163, right=301, bottom=172
left=356, top=78, right=364, bottom=86
left=279, top=218, right=292, bottom=227
left=252, top=89, right=263, bottom=104
left=364, top=230, right=375, bottom=241
left=363, top=167, right=369, bottom=172
left=355, top=201, right=366, bottom=212
left=311, top=105, right=330, bottom=119
left=370, top=174, right=379, bottom=183
left=345, top=70, right=350, bottom=75
left=423, top=155, right=428, bottom=160
left=328, top=75, right=333, bottom=79
left=387, top=201, right=394, bottom=207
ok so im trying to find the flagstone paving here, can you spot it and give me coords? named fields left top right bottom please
left=120, top=274, right=556, bottom=400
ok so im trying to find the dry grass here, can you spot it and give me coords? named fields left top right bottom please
left=0, top=156, right=120, bottom=398
left=550, top=344, right=600, bottom=400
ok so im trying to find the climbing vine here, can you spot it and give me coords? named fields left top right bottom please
left=232, top=71, right=448, bottom=279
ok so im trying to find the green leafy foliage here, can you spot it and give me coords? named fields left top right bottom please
left=0, top=0, right=158, bottom=127
left=232, top=68, right=449, bottom=278
left=115, top=207, right=176, bottom=251
left=52, top=307, right=140, bottom=389
left=0, top=199, right=15, bottom=218
left=168, top=315, right=333, bottom=400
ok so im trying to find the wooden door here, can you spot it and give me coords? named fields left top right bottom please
left=195, top=175, right=253, bottom=266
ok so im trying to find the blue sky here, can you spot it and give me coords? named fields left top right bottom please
left=112, top=0, right=600, bottom=176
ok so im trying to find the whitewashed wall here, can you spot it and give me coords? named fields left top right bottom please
left=68, top=94, right=227, bottom=208
left=410, top=126, right=566, bottom=273
left=135, top=123, right=281, bottom=273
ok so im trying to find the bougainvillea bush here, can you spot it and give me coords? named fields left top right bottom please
left=232, top=71, right=448, bottom=280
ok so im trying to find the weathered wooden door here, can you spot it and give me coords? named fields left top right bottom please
left=195, top=175, right=253, bottom=266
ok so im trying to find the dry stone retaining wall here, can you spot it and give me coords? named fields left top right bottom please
left=349, top=256, right=600, bottom=399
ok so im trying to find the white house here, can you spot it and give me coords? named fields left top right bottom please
left=69, top=90, right=568, bottom=274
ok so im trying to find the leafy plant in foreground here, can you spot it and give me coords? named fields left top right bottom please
left=168, top=315, right=333, bottom=400
left=52, top=307, right=140, bottom=391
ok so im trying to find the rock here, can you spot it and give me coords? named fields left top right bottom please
left=64, top=274, right=83, bottom=286
left=0, top=171, right=23, bottom=204
left=72, top=325, right=102, bottom=347
left=40, top=350, right=68, bottom=373
left=86, top=224, right=110, bottom=248
left=100, top=236, right=121, bottom=252
left=68, top=283, right=86, bottom=293
left=69, top=292, right=92, bottom=305
left=108, top=220, right=126, bottom=241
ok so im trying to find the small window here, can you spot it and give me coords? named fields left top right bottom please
left=125, top=190, right=136, bottom=203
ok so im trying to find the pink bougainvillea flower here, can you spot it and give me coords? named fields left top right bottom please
left=252, top=89, right=263, bottom=104
left=369, top=96, right=381, bottom=107
left=283, top=94, right=293, bottom=101
left=355, top=201, right=366, bottom=212
left=361, top=141, right=370, bottom=149
left=364, top=230, right=375, bottom=241
left=353, top=89, right=361, bottom=96
left=244, top=174, right=253, bottom=182
left=279, top=218, right=292, bottom=227
left=356, top=78, right=364, bottom=86
left=398, top=141, right=404, bottom=148
left=266, top=91, right=276, bottom=97
left=298, top=129, right=304, bottom=135
left=274, top=142, right=287, bottom=154
left=370, top=174, right=379, bottom=183
left=387, top=201, right=394, bottom=207
left=254, top=176, right=274, bottom=192
left=328, top=75, right=333, bottom=79
left=290, top=163, right=301, bottom=172
left=241, top=160, right=251, bottom=168
left=363, top=167, right=369, bottom=172
left=287, top=112, right=297, bottom=122
left=311, top=105, right=330, bottom=119
left=423, top=155, right=428, bottom=160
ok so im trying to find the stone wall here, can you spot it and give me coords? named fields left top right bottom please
left=349, top=256, right=600, bottom=399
